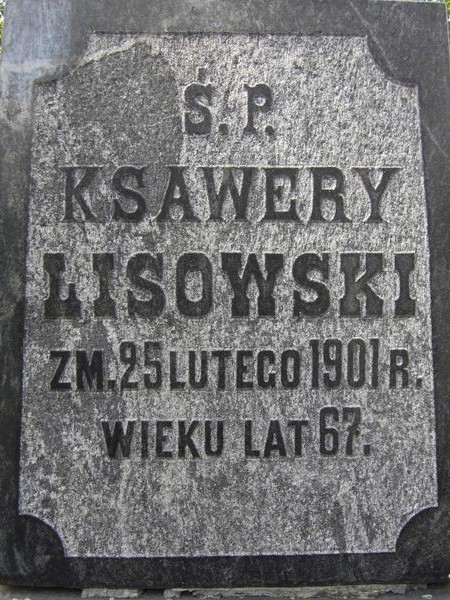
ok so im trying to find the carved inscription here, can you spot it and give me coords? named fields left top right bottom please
left=20, top=34, right=437, bottom=558
left=183, top=71, right=274, bottom=136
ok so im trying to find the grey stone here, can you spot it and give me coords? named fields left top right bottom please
left=81, top=590, right=144, bottom=599
left=1, top=0, right=450, bottom=590
left=163, top=586, right=419, bottom=599
left=0, top=586, right=443, bottom=600
left=20, top=31, right=437, bottom=559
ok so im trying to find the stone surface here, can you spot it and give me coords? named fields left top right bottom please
left=163, top=587, right=420, bottom=599
left=0, top=585, right=443, bottom=600
left=1, top=0, right=450, bottom=590
left=19, top=31, right=437, bottom=559
left=81, top=591, right=143, bottom=599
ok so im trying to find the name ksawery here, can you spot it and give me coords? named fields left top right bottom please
left=45, top=164, right=415, bottom=320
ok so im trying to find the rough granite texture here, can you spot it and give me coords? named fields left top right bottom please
left=1, top=0, right=450, bottom=589
left=20, top=34, right=437, bottom=558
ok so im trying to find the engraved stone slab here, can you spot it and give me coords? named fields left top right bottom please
left=20, top=32, right=437, bottom=558
left=1, top=0, right=450, bottom=589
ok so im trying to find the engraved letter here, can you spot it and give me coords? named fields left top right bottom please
left=63, top=167, right=99, bottom=222
left=44, top=253, right=82, bottom=319
left=221, top=253, right=284, bottom=317
left=263, top=168, right=300, bottom=221
left=156, top=167, right=199, bottom=222
left=244, top=84, right=273, bottom=133
left=93, top=253, right=116, bottom=318
left=112, top=166, right=147, bottom=223
left=340, top=253, right=384, bottom=317
left=204, top=167, right=255, bottom=221
left=395, top=253, right=416, bottom=317
left=310, top=167, right=350, bottom=223
left=293, top=253, right=330, bottom=317
left=102, top=421, right=136, bottom=459
left=127, top=254, right=166, bottom=319
left=184, top=82, right=213, bottom=135
left=353, top=168, right=399, bottom=223
left=176, top=253, right=213, bottom=317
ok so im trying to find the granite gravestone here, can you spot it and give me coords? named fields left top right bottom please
left=1, top=0, right=450, bottom=589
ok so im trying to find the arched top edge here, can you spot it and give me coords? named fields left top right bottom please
left=346, top=0, right=423, bottom=89
left=85, top=30, right=421, bottom=92
left=30, top=30, right=422, bottom=105
left=363, top=35, right=419, bottom=90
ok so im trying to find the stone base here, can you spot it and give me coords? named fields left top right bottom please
left=0, top=582, right=446, bottom=600
left=82, top=591, right=144, bottom=599
left=163, top=585, right=425, bottom=599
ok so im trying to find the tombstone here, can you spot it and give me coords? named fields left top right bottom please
left=1, top=0, right=450, bottom=590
